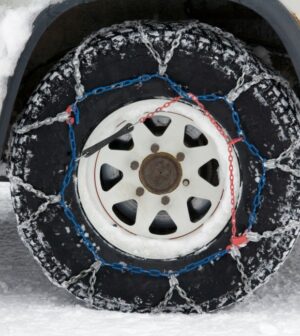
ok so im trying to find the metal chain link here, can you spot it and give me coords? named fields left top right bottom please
left=154, top=275, right=202, bottom=313
left=62, top=260, right=101, bottom=287
left=275, top=141, right=300, bottom=162
left=73, top=43, right=90, bottom=99
left=16, top=184, right=61, bottom=229
left=228, top=63, right=250, bottom=101
left=176, top=285, right=203, bottom=314
left=264, top=139, right=300, bottom=177
left=87, top=262, right=101, bottom=306
left=63, top=260, right=101, bottom=307
left=266, top=163, right=300, bottom=177
left=229, top=246, right=252, bottom=294
left=153, top=275, right=178, bottom=312
left=9, top=175, right=61, bottom=203
left=71, top=21, right=149, bottom=99
left=14, top=111, right=69, bottom=135
left=10, top=174, right=61, bottom=230
left=138, top=21, right=197, bottom=75
left=18, top=200, right=52, bottom=230
left=72, top=27, right=108, bottom=99
left=227, top=72, right=283, bottom=103
left=247, top=220, right=300, bottom=242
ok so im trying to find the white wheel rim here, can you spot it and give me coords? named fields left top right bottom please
left=77, top=99, right=240, bottom=259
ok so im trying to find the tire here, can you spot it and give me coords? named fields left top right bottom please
left=10, top=21, right=300, bottom=313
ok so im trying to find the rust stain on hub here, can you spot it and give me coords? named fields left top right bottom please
left=139, top=152, right=182, bottom=195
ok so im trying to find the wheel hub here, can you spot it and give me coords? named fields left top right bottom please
left=139, top=152, right=182, bottom=195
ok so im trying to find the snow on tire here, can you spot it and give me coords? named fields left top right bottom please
left=10, top=21, right=300, bottom=313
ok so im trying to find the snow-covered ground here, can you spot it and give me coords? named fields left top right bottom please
left=0, top=181, right=299, bottom=336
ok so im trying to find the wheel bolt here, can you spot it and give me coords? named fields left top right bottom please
left=176, top=152, right=185, bottom=162
left=130, top=161, right=139, bottom=170
left=151, top=143, right=160, bottom=153
left=136, top=187, right=144, bottom=197
left=161, top=196, right=170, bottom=205
left=183, top=179, right=190, bottom=187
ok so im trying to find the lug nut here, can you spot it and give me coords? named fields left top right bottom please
left=161, top=196, right=170, bottom=205
left=151, top=143, right=160, bottom=153
left=183, top=179, right=190, bottom=187
left=176, top=152, right=185, bottom=162
left=136, top=187, right=145, bottom=197
left=130, top=161, right=139, bottom=170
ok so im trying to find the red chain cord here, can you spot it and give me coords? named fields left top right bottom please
left=142, top=95, right=246, bottom=249
left=139, top=96, right=181, bottom=123
left=66, top=105, right=75, bottom=125
left=188, top=94, right=247, bottom=248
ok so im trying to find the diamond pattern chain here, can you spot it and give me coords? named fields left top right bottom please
left=62, top=260, right=102, bottom=306
left=153, top=275, right=203, bottom=313
left=9, top=175, right=61, bottom=230
left=10, top=22, right=300, bottom=311
left=264, top=140, right=300, bottom=177
left=138, top=21, right=198, bottom=75
left=14, top=111, right=69, bottom=135
left=230, top=220, right=300, bottom=296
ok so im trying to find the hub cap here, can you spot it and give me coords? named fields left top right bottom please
left=77, top=99, right=240, bottom=259
left=139, top=152, right=182, bottom=194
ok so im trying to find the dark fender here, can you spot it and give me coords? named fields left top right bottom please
left=0, top=0, right=299, bottom=158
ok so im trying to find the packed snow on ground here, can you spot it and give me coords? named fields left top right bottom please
left=0, top=182, right=299, bottom=336
left=0, top=0, right=63, bottom=113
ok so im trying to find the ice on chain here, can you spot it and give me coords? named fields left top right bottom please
left=138, top=21, right=198, bottom=75
left=9, top=21, right=300, bottom=312
left=264, top=139, right=300, bottom=177
left=154, top=275, right=203, bottom=314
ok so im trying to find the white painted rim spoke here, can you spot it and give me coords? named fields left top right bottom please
left=131, top=122, right=158, bottom=154
left=103, top=178, right=137, bottom=209
left=100, top=146, right=134, bottom=173
left=183, top=142, right=218, bottom=174
left=133, top=192, right=162, bottom=236
left=188, top=176, right=221, bottom=205
left=159, top=116, right=187, bottom=154
left=167, top=200, right=196, bottom=236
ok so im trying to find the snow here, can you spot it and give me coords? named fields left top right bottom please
left=253, top=46, right=272, bottom=67
left=280, top=0, right=300, bottom=16
left=0, top=182, right=300, bottom=336
left=0, top=0, right=63, bottom=114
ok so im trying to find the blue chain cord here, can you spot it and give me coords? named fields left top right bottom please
left=59, top=73, right=267, bottom=277
left=224, top=99, right=267, bottom=230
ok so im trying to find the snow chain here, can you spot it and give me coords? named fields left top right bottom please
left=11, top=22, right=300, bottom=313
